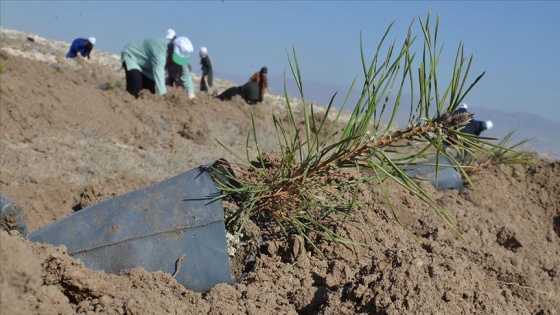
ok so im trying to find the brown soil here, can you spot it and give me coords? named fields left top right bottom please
left=1, top=29, right=559, bottom=314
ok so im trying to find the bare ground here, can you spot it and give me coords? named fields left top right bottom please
left=1, top=29, right=559, bottom=314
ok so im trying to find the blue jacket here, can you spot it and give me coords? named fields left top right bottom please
left=461, top=120, right=486, bottom=136
left=66, top=38, right=92, bottom=59
left=121, top=38, right=194, bottom=96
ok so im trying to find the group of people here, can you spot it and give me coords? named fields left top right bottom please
left=65, top=36, right=495, bottom=165
left=65, top=30, right=268, bottom=105
left=161, top=29, right=213, bottom=97
left=65, top=37, right=493, bottom=138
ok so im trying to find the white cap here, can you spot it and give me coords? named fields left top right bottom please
left=166, top=29, right=176, bottom=40
left=459, top=103, right=468, bottom=110
left=172, top=37, right=193, bottom=66
left=485, top=120, right=493, bottom=130
left=88, top=37, right=96, bottom=45
left=200, top=47, right=208, bottom=54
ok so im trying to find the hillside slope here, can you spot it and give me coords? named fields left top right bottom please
left=1, top=29, right=559, bottom=314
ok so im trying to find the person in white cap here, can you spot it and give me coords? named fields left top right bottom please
left=121, top=36, right=195, bottom=99
left=454, top=103, right=469, bottom=115
left=445, top=103, right=494, bottom=164
left=454, top=117, right=493, bottom=164
left=461, top=118, right=493, bottom=136
left=165, top=29, right=183, bottom=88
left=199, top=47, right=213, bottom=92
left=448, top=102, right=494, bottom=164
left=165, top=29, right=176, bottom=40
left=452, top=103, right=493, bottom=136
left=66, top=37, right=96, bottom=63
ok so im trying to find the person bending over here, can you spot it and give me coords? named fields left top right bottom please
left=216, top=66, right=269, bottom=104
left=121, top=36, right=195, bottom=99
left=66, top=37, right=96, bottom=63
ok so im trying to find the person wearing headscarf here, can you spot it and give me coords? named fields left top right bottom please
left=248, top=66, right=270, bottom=102
left=163, top=28, right=183, bottom=88
left=66, top=37, right=96, bottom=63
left=199, top=47, right=213, bottom=92
left=216, top=66, right=269, bottom=105
left=121, top=36, right=195, bottom=99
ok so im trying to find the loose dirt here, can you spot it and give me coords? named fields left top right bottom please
left=1, top=29, right=559, bottom=314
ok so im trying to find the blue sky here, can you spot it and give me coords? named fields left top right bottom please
left=1, top=1, right=559, bottom=123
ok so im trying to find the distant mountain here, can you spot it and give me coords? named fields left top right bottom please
left=470, top=108, right=560, bottom=158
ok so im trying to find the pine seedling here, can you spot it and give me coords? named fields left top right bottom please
left=214, top=11, right=528, bottom=259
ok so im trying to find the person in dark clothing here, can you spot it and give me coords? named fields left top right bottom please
left=164, top=30, right=180, bottom=87
left=249, top=67, right=270, bottom=102
left=461, top=119, right=493, bottom=136
left=453, top=103, right=469, bottom=116
left=216, top=81, right=260, bottom=104
left=216, top=86, right=244, bottom=101
left=123, top=61, right=157, bottom=95
left=216, top=66, right=269, bottom=104
left=456, top=118, right=493, bottom=164
left=66, top=37, right=96, bottom=63
left=166, top=62, right=182, bottom=87
left=163, top=30, right=193, bottom=88
left=451, top=103, right=493, bottom=136
left=199, top=47, right=213, bottom=92
left=166, top=62, right=192, bottom=88
left=242, top=80, right=261, bottom=104
left=449, top=103, right=494, bottom=164
left=161, top=29, right=194, bottom=89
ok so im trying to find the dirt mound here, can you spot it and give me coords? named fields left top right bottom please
left=1, top=29, right=559, bottom=314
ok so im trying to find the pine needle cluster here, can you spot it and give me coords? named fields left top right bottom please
left=214, top=11, right=530, bottom=258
